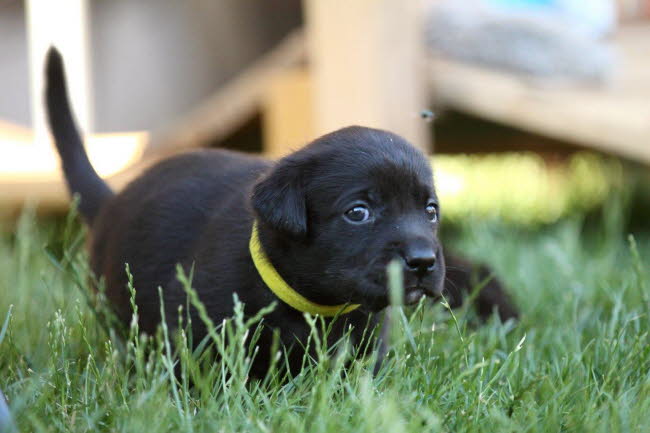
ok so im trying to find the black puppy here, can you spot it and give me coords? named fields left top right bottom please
left=45, top=48, right=515, bottom=377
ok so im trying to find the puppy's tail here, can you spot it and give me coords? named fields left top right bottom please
left=45, top=47, right=112, bottom=224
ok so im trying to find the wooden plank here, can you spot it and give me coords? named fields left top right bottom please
left=0, top=131, right=148, bottom=212
left=618, top=0, right=650, bottom=20
left=1, top=30, right=306, bottom=212
left=0, top=160, right=151, bottom=216
left=428, top=24, right=650, bottom=164
left=262, top=66, right=314, bottom=158
left=0, top=120, right=31, bottom=141
left=304, top=0, right=430, bottom=150
left=150, top=29, right=306, bottom=158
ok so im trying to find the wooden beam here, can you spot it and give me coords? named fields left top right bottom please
left=429, top=24, right=650, bottom=164
left=0, top=131, right=148, bottom=212
left=151, top=30, right=306, bottom=158
left=262, top=66, right=313, bottom=158
left=1, top=31, right=306, bottom=212
left=304, top=0, right=431, bottom=150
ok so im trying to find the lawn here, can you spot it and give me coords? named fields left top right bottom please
left=0, top=201, right=649, bottom=432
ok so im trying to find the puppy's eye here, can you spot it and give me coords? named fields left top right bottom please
left=344, top=205, right=371, bottom=223
left=426, top=203, right=438, bottom=222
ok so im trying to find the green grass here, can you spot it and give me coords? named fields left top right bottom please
left=0, top=206, right=649, bottom=433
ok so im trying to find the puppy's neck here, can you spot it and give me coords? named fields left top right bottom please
left=250, top=221, right=360, bottom=317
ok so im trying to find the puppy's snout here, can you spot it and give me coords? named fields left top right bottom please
left=403, top=245, right=437, bottom=275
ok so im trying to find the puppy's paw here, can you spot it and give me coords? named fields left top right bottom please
left=474, top=276, right=519, bottom=322
left=443, top=254, right=519, bottom=322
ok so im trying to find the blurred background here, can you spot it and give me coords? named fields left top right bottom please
left=0, top=0, right=649, bottom=228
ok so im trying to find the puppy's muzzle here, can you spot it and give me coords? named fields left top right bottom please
left=400, top=241, right=440, bottom=304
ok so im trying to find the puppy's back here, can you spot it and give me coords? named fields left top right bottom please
left=90, top=149, right=269, bottom=325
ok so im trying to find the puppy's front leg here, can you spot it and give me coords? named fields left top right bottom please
left=372, top=308, right=392, bottom=376
left=444, top=254, right=518, bottom=321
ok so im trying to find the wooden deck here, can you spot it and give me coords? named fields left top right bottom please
left=428, top=23, right=650, bottom=164
left=2, top=22, right=649, bottom=213
left=0, top=31, right=305, bottom=213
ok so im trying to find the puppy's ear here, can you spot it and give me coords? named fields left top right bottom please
left=252, top=161, right=307, bottom=237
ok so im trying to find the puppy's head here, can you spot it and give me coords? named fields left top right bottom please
left=252, top=126, right=445, bottom=311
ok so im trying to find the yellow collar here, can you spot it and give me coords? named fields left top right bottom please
left=249, top=221, right=361, bottom=317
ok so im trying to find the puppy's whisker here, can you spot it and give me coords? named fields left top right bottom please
left=444, top=277, right=459, bottom=291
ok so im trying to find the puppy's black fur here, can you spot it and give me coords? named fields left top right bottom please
left=45, top=48, right=516, bottom=377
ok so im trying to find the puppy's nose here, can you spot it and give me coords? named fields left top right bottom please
left=403, top=247, right=436, bottom=275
